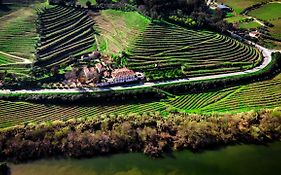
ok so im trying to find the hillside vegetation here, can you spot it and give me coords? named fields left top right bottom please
left=1, top=71, right=281, bottom=128
left=1, top=108, right=280, bottom=162
left=218, top=0, right=270, bottom=13
left=0, top=6, right=38, bottom=59
left=129, top=23, right=262, bottom=80
left=248, top=3, right=281, bottom=41
left=35, top=5, right=95, bottom=68
left=91, top=9, right=150, bottom=55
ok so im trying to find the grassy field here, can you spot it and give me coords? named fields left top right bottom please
left=77, top=0, right=96, bottom=6
left=239, top=21, right=262, bottom=29
left=247, top=3, right=281, bottom=46
left=269, top=20, right=281, bottom=40
left=128, top=22, right=262, bottom=80
left=218, top=0, right=270, bottom=14
left=218, top=0, right=266, bottom=13
left=248, top=3, right=281, bottom=21
left=225, top=15, right=246, bottom=23
left=166, top=73, right=281, bottom=113
left=0, top=99, right=167, bottom=128
left=91, top=9, right=150, bottom=55
left=0, top=52, right=22, bottom=65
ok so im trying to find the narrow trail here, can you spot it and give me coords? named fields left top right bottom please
left=0, top=51, right=32, bottom=64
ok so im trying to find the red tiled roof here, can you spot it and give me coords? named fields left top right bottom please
left=112, top=67, right=135, bottom=78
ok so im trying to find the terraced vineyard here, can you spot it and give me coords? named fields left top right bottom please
left=167, top=86, right=240, bottom=111
left=201, top=75, right=281, bottom=113
left=35, top=5, right=95, bottom=68
left=165, top=74, right=281, bottom=113
left=1, top=73, right=281, bottom=128
left=0, top=6, right=38, bottom=59
left=0, top=100, right=167, bottom=128
left=129, top=23, right=262, bottom=80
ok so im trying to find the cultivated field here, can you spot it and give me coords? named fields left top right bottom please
left=0, top=99, right=167, bottom=128
left=128, top=23, right=262, bottom=80
left=1, top=72, right=281, bottom=128
left=35, top=5, right=95, bottom=68
left=0, top=4, right=43, bottom=77
left=0, top=5, right=37, bottom=59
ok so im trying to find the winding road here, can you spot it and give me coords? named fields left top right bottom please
left=0, top=41, right=279, bottom=95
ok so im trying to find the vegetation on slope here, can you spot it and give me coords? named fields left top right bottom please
left=1, top=68, right=281, bottom=128
left=91, top=9, right=150, bottom=55
left=217, top=0, right=269, bottom=14
left=0, top=108, right=280, bottom=162
left=248, top=2, right=281, bottom=41
left=248, top=3, right=281, bottom=21
left=35, top=5, right=95, bottom=68
left=129, top=22, right=262, bottom=81
left=0, top=5, right=38, bottom=59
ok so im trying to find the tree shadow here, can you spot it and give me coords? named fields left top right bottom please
left=0, top=5, right=12, bottom=13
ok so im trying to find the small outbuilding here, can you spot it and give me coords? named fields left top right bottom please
left=217, top=4, right=233, bottom=12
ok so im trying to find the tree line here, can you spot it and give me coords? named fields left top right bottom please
left=0, top=108, right=280, bottom=162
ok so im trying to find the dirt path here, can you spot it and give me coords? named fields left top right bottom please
left=0, top=51, right=32, bottom=64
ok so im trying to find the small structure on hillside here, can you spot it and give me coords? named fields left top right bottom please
left=217, top=4, right=233, bottom=12
left=80, top=51, right=101, bottom=62
left=249, top=31, right=261, bottom=38
left=63, top=50, right=145, bottom=87
left=78, top=66, right=99, bottom=84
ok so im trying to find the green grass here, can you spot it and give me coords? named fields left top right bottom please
left=93, top=9, right=150, bottom=55
left=0, top=99, right=167, bottom=128
left=0, top=55, right=11, bottom=64
left=225, top=15, right=246, bottom=23
left=248, top=3, right=281, bottom=21
left=77, top=0, right=96, bottom=6
left=239, top=21, right=262, bottom=29
left=218, top=0, right=270, bottom=14
left=269, top=19, right=281, bottom=40
left=0, top=52, right=22, bottom=65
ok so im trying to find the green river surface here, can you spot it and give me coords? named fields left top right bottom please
left=9, top=142, right=281, bottom=175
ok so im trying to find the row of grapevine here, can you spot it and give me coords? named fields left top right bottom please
left=0, top=6, right=37, bottom=60
left=0, top=100, right=167, bottom=128
left=128, top=23, right=262, bottom=79
left=1, top=74, right=281, bottom=128
left=35, top=5, right=95, bottom=68
left=167, top=86, right=239, bottom=111
left=201, top=78, right=281, bottom=113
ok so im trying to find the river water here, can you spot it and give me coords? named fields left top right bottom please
left=9, top=142, right=281, bottom=175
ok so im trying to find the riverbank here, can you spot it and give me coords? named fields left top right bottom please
left=0, top=108, right=280, bottom=163
left=8, top=141, right=281, bottom=175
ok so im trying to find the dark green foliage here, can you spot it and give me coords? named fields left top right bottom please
left=0, top=108, right=280, bottom=162
left=0, top=162, right=9, bottom=175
